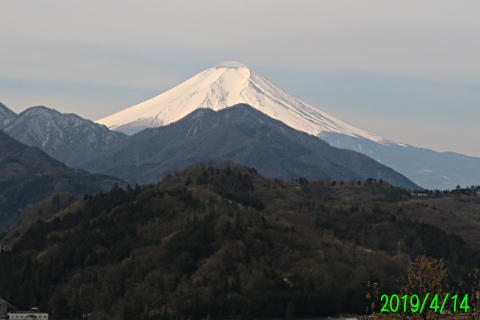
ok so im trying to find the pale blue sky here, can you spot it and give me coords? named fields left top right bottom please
left=1, top=1, right=479, bottom=157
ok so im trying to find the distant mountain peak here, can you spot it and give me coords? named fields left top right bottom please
left=87, top=103, right=420, bottom=189
left=96, top=62, right=387, bottom=144
left=0, top=102, right=16, bottom=121
left=1, top=106, right=127, bottom=167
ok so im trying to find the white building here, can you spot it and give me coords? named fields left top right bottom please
left=8, top=308, right=48, bottom=320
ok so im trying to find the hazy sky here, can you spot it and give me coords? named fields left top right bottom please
left=1, top=1, right=480, bottom=157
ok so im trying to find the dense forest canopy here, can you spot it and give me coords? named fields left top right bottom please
left=1, top=161, right=480, bottom=320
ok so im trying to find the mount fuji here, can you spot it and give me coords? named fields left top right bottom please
left=97, top=62, right=480, bottom=190
left=97, top=61, right=384, bottom=142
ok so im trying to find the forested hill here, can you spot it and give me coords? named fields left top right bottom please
left=0, top=130, right=124, bottom=232
left=1, top=162, right=480, bottom=320
left=81, top=104, right=420, bottom=190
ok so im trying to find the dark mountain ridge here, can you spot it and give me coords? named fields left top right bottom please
left=0, top=106, right=127, bottom=166
left=82, top=104, right=420, bottom=189
left=0, top=130, right=124, bottom=232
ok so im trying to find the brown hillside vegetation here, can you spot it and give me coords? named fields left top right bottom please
left=398, top=195, right=480, bottom=248
left=1, top=162, right=480, bottom=320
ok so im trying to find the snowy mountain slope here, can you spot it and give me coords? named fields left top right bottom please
left=0, top=102, right=16, bottom=121
left=97, top=61, right=386, bottom=143
left=96, top=61, right=480, bottom=190
left=1, top=106, right=127, bottom=167
left=321, top=132, right=480, bottom=190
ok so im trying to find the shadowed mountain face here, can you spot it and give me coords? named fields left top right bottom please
left=0, top=106, right=127, bottom=167
left=0, top=130, right=124, bottom=232
left=82, top=104, right=420, bottom=189
left=0, top=103, right=16, bottom=121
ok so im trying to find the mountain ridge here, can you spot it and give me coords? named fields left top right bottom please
left=1, top=106, right=128, bottom=167
left=0, top=129, right=124, bottom=232
left=96, top=62, right=386, bottom=143
left=95, top=62, right=480, bottom=190
left=321, top=132, right=480, bottom=190
left=85, top=104, right=420, bottom=189
left=0, top=102, right=16, bottom=121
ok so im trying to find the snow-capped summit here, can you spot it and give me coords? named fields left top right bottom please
left=96, top=61, right=386, bottom=143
